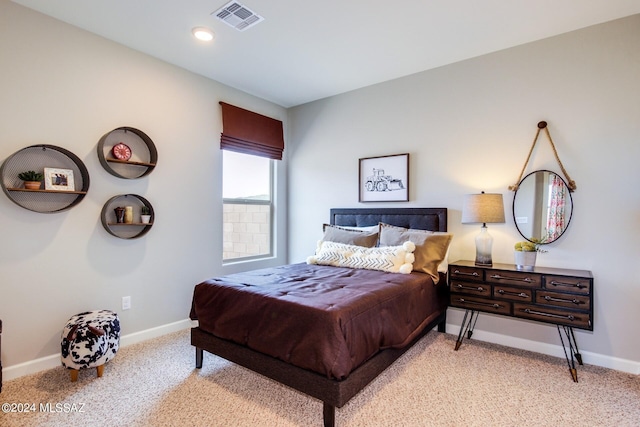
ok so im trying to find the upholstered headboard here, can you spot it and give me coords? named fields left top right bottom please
left=329, top=208, right=447, bottom=232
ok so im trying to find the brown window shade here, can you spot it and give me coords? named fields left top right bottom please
left=219, top=102, right=284, bottom=160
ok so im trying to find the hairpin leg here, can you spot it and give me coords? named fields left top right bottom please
left=557, top=325, right=580, bottom=382
left=569, top=326, right=583, bottom=365
left=455, top=310, right=479, bottom=350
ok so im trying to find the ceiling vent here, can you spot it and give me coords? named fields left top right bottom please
left=212, top=1, right=264, bottom=31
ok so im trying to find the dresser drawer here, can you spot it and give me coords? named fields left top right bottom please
left=486, top=269, right=541, bottom=288
left=449, top=265, right=483, bottom=282
left=450, top=280, right=491, bottom=296
left=493, top=285, right=533, bottom=302
left=451, top=295, right=512, bottom=315
left=536, top=291, right=591, bottom=310
left=514, top=303, right=592, bottom=330
left=544, top=275, right=591, bottom=295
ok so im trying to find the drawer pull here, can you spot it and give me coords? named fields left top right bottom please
left=453, top=269, right=479, bottom=277
left=522, top=308, right=575, bottom=321
left=456, top=284, right=484, bottom=292
left=549, top=280, right=588, bottom=289
left=456, top=298, right=502, bottom=310
left=490, top=274, right=532, bottom=283
left=497, top=289, right=529, bottom=298
left=544, top=295, right=582, bottom=305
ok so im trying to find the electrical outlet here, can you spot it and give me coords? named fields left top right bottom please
left=122, top=296, right=131, bottom=310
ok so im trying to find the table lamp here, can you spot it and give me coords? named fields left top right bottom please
left=461, top=192, right=505, bottom=266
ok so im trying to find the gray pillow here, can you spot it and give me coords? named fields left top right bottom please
left=322, top=224, right=379, bottom=247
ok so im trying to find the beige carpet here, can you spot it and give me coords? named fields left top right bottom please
left=1, top=329, right=638, bottom=426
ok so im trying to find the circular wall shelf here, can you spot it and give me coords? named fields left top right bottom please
left=97, top=127, right=157, bottom=179
left=0, top=144, right=90, bottom=213
left=101, top=194, right=154, bottom=239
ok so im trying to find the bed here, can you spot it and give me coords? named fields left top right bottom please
left=190, top=207, right=449, bottom=426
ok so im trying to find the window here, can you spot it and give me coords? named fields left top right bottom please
left=222, top=150, right=273, bottom=261
left=218, top=102, right=283, bottom=262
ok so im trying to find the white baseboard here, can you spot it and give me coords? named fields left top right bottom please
left=4, top=319, right=638, bottom=382
left=444, top=322, right=640, bottom=375
left=2, top=318, right=191, bottom=382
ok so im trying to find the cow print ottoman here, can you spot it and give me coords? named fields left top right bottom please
left=61, top=310, right=120, bottom=382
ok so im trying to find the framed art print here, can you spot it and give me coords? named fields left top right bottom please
left=44, top=167, right=75, bottom=191
left=359, top=153, right=409, bottom=202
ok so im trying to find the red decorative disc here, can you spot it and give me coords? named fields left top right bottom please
left=112, top=142, right=132, bottom=160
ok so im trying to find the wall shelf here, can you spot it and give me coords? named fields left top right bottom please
left=104, top=158, right=156, bottom=168
left=6, top=188, right=87, bottom=195
left=0, top=144, right=90, bottom=213
left=97, top=127, right=157, bottom=179
left=100, top=194, right=154, bottom=239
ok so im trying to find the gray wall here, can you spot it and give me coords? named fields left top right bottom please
left=1, top=1, right=638, bottom=377
left=0, top=2, right=288, bottom=372
left=288, top=15, right=640, bottom=372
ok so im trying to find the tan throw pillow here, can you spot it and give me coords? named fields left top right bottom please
left=307, top=240, right=416, bottom=274
left=378, top=223, right=452, bottom=283
left=322, top=224, right=379, bottom=248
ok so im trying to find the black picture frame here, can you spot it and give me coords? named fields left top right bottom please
left=358, top=153, right=409, bottom=202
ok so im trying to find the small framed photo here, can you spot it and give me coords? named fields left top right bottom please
left=44, top=168, right=75, bottom=191
left=359, top=153, right=409, bottom=202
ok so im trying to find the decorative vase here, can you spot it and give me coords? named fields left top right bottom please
left=124, top=206, right=133, bottom=224
left=24, top=181, right=41, bottom=190
left=140, top=214, right=151, bottom=224
left=114, top=207, right=125, bottom=223
left=514, top=251, right=537, bottom=271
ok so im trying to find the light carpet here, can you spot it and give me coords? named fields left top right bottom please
left=1, top=329, right=638, bottom=426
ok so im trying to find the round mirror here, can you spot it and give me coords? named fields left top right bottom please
left=512, top=170, right=573, bottom=244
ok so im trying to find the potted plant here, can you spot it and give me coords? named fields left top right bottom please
left=140, top=205, right=152, bottom=224
left=18, top=170, right=44, bottom=190
left=514, top=239, right=546, bottom=271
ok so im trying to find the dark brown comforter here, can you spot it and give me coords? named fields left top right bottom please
left=190, top=263, right=447, bottom=380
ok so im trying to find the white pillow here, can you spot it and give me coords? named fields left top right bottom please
left=334, top=225, right=379, bottom=233
left=307, top=240, right=415, bottom=274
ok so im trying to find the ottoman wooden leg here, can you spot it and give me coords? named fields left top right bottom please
left=70, top=369, right=79, bottom=382
left=96, top=365, right=104, bottom=378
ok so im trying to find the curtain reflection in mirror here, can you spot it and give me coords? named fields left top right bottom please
left=547, top=173, right=566, bottom=241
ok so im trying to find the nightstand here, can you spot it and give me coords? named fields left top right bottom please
left=448, top=260, right=593, bottom=382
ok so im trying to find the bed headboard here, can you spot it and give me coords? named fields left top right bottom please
left=329, top=208, right=447, bottom=232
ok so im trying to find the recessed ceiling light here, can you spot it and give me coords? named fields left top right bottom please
left=192, top=27, right=215, bottom=42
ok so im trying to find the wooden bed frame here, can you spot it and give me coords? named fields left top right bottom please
left=191, top=207, right=448, bottom=426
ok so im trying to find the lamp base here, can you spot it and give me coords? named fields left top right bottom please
left=474, top=225, right=494, bottom=267
left=474, top=260, right=493, bottom=267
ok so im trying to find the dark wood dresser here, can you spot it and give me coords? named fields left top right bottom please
left=448, top=260, right=593, bottom=382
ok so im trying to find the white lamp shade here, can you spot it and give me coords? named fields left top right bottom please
left=461, top=193, right=505, bottom=224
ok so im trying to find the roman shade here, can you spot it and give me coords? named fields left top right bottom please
left=219, top=102, right=284, bottom=160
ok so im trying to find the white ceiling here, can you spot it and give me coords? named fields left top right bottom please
left=12, top=0, right=640, bottom=108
